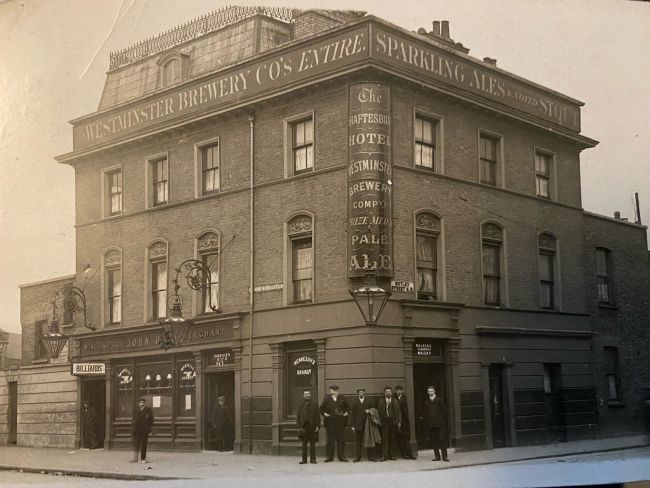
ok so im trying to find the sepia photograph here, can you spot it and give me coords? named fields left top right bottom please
left=0, top=0, right=649, bottom=486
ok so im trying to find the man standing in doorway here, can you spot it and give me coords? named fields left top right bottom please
left=319, top=385, right=349, bottom=462
left=132, top=398, right=154, bottom=463
left=81, top=400, right=97, bottom=449
left=394, top=385, right=416, bottom=459
left=423, top=385, right=449, bottom=462
left=349, top=388, right=376, bottom=462
left=377, top=386, right=401, bottom=461
left=296, top=389, right=320, bottom=464
left=211, top=395, right=234, bottom=451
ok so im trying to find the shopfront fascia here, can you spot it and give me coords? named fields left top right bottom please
left=71, top=313, right=244, bottom=451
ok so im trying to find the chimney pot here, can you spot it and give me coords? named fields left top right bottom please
left=614, top=211, right=621, bottom=219
left=441, top=20, right=450, bottom=39
left=432, top=21, right=441, bottom=36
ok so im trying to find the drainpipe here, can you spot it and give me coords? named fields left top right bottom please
left=247, top=114, right=255, bottom=454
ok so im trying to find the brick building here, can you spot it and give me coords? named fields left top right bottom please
left=2, top=6, right=648, bottom=453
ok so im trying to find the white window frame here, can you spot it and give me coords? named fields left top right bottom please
left=284, top=111, right=315, bottom=178
left=283, top=213, right=315, bottom=305
left=533, top=147, right=556, bottom=200
left=144, top=240, right=169, bottom=322
left=413, top=109, right=444, bottom=173
left=413, top=210, right=446, bottom=302
left=477, top=129, right=504, bottom=188
left=194, top=136, right=221, bottom=197
left=102, top=247, right=123, bottom=326
left=479, top=221, right=508, bottom=307
left=145, top=152, right=170, bottom=208
left=101, top=164, right=123, bottom=218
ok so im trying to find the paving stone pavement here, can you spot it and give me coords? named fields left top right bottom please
left=0, top=434, right=646, bottom=481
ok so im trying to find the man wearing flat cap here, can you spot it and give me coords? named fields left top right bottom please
left=319, top=385, right=350, bottom=462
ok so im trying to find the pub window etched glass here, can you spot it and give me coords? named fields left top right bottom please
left=115, top=366, right=134, bottom=420
left=176, top=360, right=196, bottom=417
left=285, top=348, right=317, bottom=419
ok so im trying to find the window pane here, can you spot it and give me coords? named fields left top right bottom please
left=138, top=363, right=173, bottom=417
left=539, top=253, right=554, bottom=281
left=417, top=268, right=436, bottom=296
left=484, top=276, right=500, bottom=305
left=596, top=249, right=608, bottom=275
left=295, top=148, right=307, bottom=172
left=540, top=282, right=553, bottom=308
left=414, top=117, right=423, bottom=140
left=416, top=235, right=436, bottom=264
left=304, top=118, right=313, bottom=143
left=482, top=160, right=496, bottom=185
left=111, top=296, right=122, bottom=323
left=537, top=176, right=549, bottom=197
left=598, top=279, right=610, bottom=303
left=115, top=365, right=134, bottom=419
left=482, top=245, right=500, bottom=275
left=421, top=144, right=434, bottom=168
left=607, top=375, right=618, bottom=400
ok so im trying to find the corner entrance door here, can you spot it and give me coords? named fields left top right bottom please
left=8, top=382, right=17, bottom=444
left=489, top=365, right=506, bottom=448
left=81, top=379, right=106, bottom=448
left=413, top=363, right=448, bottom=449
left=205, top=372, right=235, bottom=451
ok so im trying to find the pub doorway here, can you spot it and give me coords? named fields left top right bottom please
left=205, top=372, right=235, bottom=451
left=488, top=364, right=508, bottom=448
left=81, top=379, right=106, bottom=448
left=412, top=339, right=449, bottom=449
left=8, top=381, right=17, bottom=445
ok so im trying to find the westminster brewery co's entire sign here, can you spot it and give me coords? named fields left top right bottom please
left=347, top=83, right=393, bottom=277
left=72, top=21, right=582, bottom=152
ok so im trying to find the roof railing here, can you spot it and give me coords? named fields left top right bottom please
left=109, top=5, right=294, bottom=70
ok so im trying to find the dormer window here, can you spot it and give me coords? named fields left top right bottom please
left=157, top=51, right=187, bottom=88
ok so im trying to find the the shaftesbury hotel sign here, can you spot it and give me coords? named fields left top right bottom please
left=347, top=83, right=392, bottom=277
left=71, top=19, right=582, bottom=152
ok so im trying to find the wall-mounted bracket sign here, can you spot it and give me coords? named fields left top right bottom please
left=391, top=280, right=414, bottom=292
left=71, top=362, right=106, bottom=376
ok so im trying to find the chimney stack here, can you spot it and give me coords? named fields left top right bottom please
left=432, top=21, right=441, bottom=36
left=483, top=57, right=497, bottom=66
left=614, top=211, right=621, bottom=219
left=441, top=20, right=450, bottom=39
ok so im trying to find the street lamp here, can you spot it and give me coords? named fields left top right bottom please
left=158, top=259, right=220, bottom=350
left=348, top=272, right=391, bottom=325
left=40, top=299, right=69, bottom=359
left=40, top=284, right=95, bottom=359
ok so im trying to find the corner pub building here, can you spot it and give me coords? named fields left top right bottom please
left=2, top=6, right=649, bottom=455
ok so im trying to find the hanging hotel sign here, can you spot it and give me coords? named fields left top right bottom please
left=71, top=362, right=106, bottom=376
left=78, top=323, right=232, bottom=357
left=347, top=83, right=393, bottom=277
left=207, top=348, right=233, bottom=367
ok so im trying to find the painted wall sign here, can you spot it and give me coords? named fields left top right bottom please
left=70, top=21, right=584, bottom=156
left=79, top=323, right=232, bottom=357
left=347, top=83, right=393, bottom=277
left=391, top=280, right=414, bottom=293
left=207, top=348, right=233, bottom=367
left=372, top=26, right=581, bottom=132
left=73, top=26, right=369, bottom=150
left=253, top=283, right=283, bottom=293
left=413, top=340, right=443, bottom=358
left=71, top=362, right=106, bottom=376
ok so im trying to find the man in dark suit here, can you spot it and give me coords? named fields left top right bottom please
left=296, top=389, right=320, bottom=464
left=132, top=398, right=154, bottom=463
left=423, top=385, right=449, bottom=461
left=319, top=385, right=350, bottom=462
left=82, top=400, right=97, bottom=449
left=349, top=388, right=376, bottom=462
left=376, top=386, right=401, bottom=461
left=394, top=385, right=416, bottom=459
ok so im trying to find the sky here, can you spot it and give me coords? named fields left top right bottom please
left=0, top=0, right=648, bottom=334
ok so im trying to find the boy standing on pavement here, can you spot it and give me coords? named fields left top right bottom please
left=132, top=398, right=154, bottom=463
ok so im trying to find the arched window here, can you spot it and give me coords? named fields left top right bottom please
left=415, top=212, right=441, bottom=301
left=287, top=214, right=313, bottom=304
left=481, top=222, right=504, bottom=306
left=147, top=241, right=168, bottom=320
left=197, top=231, right=220, bottom=313
left=104, top=248, right=122, bottom=325
left=538, top=233, right=557, bottom=310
